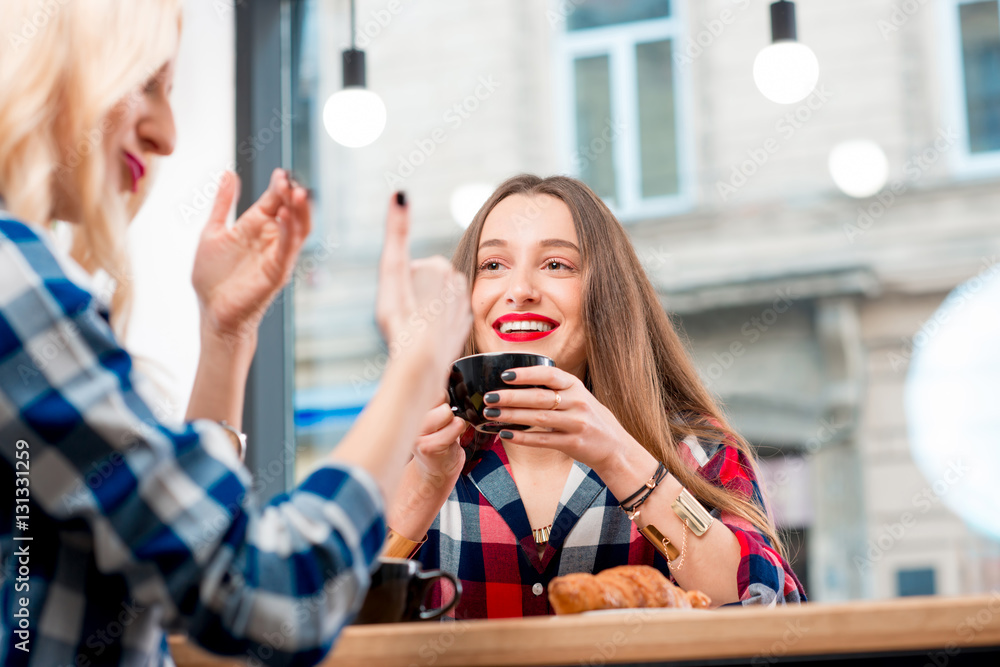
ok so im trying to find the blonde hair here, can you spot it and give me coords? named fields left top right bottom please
left=0, top=0, right=183, bottom=336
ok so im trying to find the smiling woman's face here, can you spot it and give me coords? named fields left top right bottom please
left=472, top=193, right=589, bottom=379
left=54, top=59, right=178, bottom=223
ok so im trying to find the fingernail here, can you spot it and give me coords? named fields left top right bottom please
left=396, top=191, right=407, bottom=207
left=484, top=393, right=500, bottom=404
left=484, top=408, right=501, bottom=419
left=501, top=371, right=516, bottom=382
left=499, top=430, right=514, bottom=440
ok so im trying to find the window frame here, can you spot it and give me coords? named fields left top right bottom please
left=236, top=0, right=299, bottom=500
left=939, top=0, right=1000, bottom=178
left=554, top=3, right=696, bottom=222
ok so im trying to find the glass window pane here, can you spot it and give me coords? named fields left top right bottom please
left=574, top=55, right=617, bottom=202
left=636, top=39, right=679, bottom=198
left=959, top=1, right=1000, bottom=153
left=567, top=0, right=671, bottom=31
left=897, top=568, right=937, bottom=597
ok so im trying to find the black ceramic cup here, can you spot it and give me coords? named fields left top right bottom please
left=355, top=558, right=461, bottom=624
left=447, top=352, right=556, bottom=433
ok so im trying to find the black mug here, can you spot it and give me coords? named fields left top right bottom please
left=355, top=558, right=461, bottom=624
left=447, top=352, right=556, bottom=433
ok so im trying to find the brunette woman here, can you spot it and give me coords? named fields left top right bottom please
left=388, top=175, right=805, bottom=618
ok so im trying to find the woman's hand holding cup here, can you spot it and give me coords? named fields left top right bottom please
left=412, top=398, right=468, bottom=491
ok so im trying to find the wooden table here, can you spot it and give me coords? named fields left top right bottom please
left=170, top=594, right=1000, bottom=666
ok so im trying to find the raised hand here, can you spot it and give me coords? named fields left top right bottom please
left=375, top=193, right=472, bottom=377
left=192, top=168, right=311, bottom=343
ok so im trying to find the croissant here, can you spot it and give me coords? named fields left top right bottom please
left=548, top=565, right=711, bottom=614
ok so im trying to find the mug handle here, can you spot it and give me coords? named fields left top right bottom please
left=415, top=570, right=462, bottom=621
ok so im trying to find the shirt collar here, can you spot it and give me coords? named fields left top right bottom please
left=467, top=435, right=606, bottom=573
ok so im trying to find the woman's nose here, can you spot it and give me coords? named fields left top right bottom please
left=139, top=98, right=177, bottom=157
left=505, top=267, right=540, bottom=306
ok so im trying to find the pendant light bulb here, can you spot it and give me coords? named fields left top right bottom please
left=753, top=1, right=819, bottom=105
left=322, top=15, right=386, bottom=148
left=324, top=88, right=386, bottom=148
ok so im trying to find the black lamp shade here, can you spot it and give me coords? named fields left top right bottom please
left=342, top=48, right=366, bottom=88
left=770, top=0, right=797, bottom=42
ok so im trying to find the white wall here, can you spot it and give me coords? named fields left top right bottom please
left=126, top=0, right=235, bottom=420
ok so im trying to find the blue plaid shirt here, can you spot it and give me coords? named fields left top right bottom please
left=0, top=215, right=386, bottom=666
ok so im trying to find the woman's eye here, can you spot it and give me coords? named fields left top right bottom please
left=547, top=260, right=573, bottom=271
left=478, top=261, right=503, bottom=272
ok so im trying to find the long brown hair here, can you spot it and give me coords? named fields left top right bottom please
left=452, top=174, right=786, bottom=558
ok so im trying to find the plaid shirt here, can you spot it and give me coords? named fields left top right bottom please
left=0, top=216, right=386, bottom=667
left=418, top=426, right=805, bottom=619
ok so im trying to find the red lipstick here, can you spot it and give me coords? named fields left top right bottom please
left=124, top=152, right=146, bottom=193
left=492, top=312, right=559, bottom=343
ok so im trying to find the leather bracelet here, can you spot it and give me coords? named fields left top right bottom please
left=384, top=528, right=427, bottom=559
left=620, top=462, right=668, bottom=521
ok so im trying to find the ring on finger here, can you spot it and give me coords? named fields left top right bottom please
left=551, top=391, right=561, bottom=410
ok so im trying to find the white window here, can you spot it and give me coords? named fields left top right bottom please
left=555, top=0, right=694, bottom=221
left=941, top=0, right=1000, bottom=177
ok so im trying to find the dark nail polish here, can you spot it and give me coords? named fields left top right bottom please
left=484, top=408, right=501, bottom=419
left=501, top=371, right=516, bottom=382
left=484, top=393, right=500, bottom=404
left=499, top=430, right=514, bottom=440
left=396, top=191, right=407, bottom=207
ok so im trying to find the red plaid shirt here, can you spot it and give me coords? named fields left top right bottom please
left=416, top=426, right=805, bottom=619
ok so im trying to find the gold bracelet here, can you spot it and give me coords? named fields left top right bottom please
left=671, top=488, right=714, bottom=537
left=384, top=528, right=427, bottom=559
left=638, top=524, right=680, bottom=561
left=638, top=523, right=688, bottom=572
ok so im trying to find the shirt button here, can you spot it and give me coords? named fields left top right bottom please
left=532, top=583, right=544, bottom=596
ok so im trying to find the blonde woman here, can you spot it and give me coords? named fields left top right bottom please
left=389, top=175, right=806, bottom=618
left=0, top=1, right=470, bottom=665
